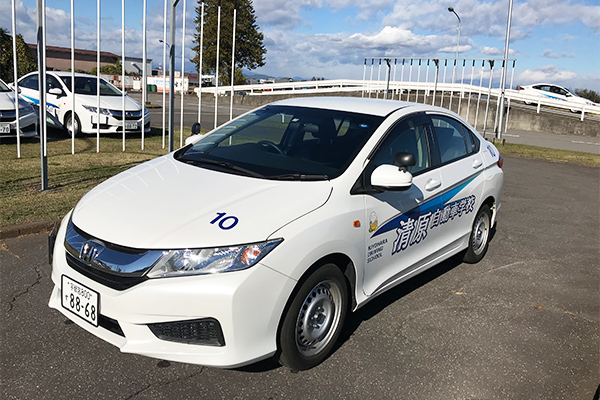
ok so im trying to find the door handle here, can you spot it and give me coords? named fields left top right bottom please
left=425, top=179, right=441, bottom=191
left=472, top=159, right=483, bottom=169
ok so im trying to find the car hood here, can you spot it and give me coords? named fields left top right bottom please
left=71, top=155, right=333, bottom=249
left=0, top=91, right=16, bottom=110
left=76, top=94, right=141, bottom=111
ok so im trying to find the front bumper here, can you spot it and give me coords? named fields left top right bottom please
left=48, top=215, right=296, bottom=368
left=0, top=110, right=38, bottom=138
left=80, top=113, right=151, bottom=135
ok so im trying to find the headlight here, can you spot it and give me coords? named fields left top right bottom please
left=82, top=105, right=112, bottom=115
left=144, top=107, right=150, bottom=115
left=146, top=239, right=282, bottom=278
left=18, top=101, right=35, bottom=115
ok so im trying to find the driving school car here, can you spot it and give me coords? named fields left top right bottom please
left=49, top=97, right=504, bottom=370
left=0, top=78, right=37, bottom=138
left=16, top=71, right=150, bottom=135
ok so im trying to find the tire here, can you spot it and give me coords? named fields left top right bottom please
left=463, top=204, right=492, bottom=264
left=278, top=263, right=348, bottom=370
left=65, top=113, right=81, bottom=137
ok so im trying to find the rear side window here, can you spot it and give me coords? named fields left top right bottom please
left=431, top=115, right=469, bottom=164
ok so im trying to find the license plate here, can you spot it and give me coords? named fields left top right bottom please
left=125, top=122, right=138, bottom=130
left=0, top=123, right=10, bottom=133
left=61, top=275, right=99, bottom=327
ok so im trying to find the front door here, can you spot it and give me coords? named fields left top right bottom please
left=362, top=114, right=443, bottom=296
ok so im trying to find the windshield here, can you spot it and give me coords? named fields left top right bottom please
left=0, top=80, right=10, bottom=92
left=176, top=105, right=384, bottom=180
left=59, top=76, right=122, bottom=96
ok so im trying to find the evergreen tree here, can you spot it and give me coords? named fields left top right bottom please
left=0, top=27, right=38, bottom=83
left=190, top=0, right=266, bottom=85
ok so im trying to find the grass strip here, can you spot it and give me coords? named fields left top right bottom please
left=495, top=142, right=599, bottom=168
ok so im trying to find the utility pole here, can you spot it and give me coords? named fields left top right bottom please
left=168, top=0, right=180, bottom=152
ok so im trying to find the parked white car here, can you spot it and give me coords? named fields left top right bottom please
left=16, top=71, right=150, bottom=135
left=49, top=97, right=504, bottom=370
left=517, top=83, right=595, bottom=112
left=0, top=78, right=38, bottom=138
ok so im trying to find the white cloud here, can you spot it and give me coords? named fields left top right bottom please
left=481, top=46, right=519, bottom=56
left=541, top=49, right=575, bottom=59
left=559, top=33, right=575, bottom=42
left=438, top=44, right=472, bottom=54
left=518, top=65, right=577, bottom=84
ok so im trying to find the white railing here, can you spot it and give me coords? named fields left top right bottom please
left=197, top=80, right=600, bottom=121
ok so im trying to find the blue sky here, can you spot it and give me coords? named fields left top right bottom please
left=1, top=0, right=599, bottom=91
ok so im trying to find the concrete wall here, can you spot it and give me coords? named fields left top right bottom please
left=199, top=91, right=599, bottom=137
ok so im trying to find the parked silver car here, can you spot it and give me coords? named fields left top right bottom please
left=0, top=78, right=37, bottom=138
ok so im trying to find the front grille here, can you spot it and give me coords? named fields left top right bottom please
left=0, top=110, right=16, bottom=122
left=148, top=318, right=225, bottom=346
left=66, top=252, right=148, bottom=291
left=112, top=110, right=142, bottom=120
left=91, top=123, right=111, bottom=129
left=98, top=314, right=125, bottom=336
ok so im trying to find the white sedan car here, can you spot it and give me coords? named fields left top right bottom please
left=49, top=97, right=504, bottom=370
left=518, top=83, right=595, bottom=111
left=16, top=71, right=150, bottom=135
left=0, top=78, right=37, bottom=138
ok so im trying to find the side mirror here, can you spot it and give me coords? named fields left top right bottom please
left=393, top=152, right=416, bottom=171
left=371, top=164, right=413, bottom=191
left=49, top=88, right=63, bottom=96
left=191, top=122, right=201, bottom=135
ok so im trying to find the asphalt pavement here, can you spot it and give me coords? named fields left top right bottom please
left=1, top=156, right=599, bottom=400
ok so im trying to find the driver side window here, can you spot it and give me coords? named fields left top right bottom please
left=371, top=117, right=430, bottom=175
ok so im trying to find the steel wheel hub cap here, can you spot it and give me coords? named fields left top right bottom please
left=473, top=214, right=489, bottom=255
left=296, top=284, right=337, bottom=355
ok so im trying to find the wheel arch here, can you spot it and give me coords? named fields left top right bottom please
left=482, top=195, right=498, bottom=227
left=274, top=252, right=357, bottom=352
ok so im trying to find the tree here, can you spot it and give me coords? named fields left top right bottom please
left=190, top=0, right=266, bottom=86
left=575, top=89, right=600, bottom=104
left=0, top=27, right=37, bottom=83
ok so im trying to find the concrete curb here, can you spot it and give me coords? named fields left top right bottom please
left=0, top=220, right=59, bottom=240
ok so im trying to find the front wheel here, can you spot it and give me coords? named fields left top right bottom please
left=278, top=264, right=348, bottom=370
left=65, top=113, right=81, bottom=137
left=463, top=204, right=492, bottom=264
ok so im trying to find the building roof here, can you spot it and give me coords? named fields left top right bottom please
left=27, top=43, right=120, bottom=59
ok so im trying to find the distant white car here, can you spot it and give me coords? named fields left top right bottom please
left=0, top=78, right=37, bottom=138
left=16, top=71, right=150, bottom=135
left=49, top=97, right=504, bottom=371
left=517, top=83, right=595, bottom=112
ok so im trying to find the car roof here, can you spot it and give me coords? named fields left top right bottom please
left=271, top=96, right=417, bottom=117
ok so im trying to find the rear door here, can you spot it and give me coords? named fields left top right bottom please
left=428, top=114, right=485, bottom=255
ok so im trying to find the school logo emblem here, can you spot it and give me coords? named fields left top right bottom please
left=369, top=211, right=378, bottom=233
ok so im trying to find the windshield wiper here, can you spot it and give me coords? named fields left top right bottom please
left=268, top=173, right=329, bottom=181
left=178, top=157, right=265, bottom=178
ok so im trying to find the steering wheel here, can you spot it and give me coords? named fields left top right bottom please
left=258, top=140, right=285, bottom=155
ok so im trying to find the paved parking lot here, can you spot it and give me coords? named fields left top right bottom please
left=1, top=156, right=598, bottom=400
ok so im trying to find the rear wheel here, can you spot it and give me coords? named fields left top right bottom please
left=463, top=204, right=491, bottom=264
left=65, top=113, right=81, bottom=137
left=278, top=264, right=348, bottom=370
